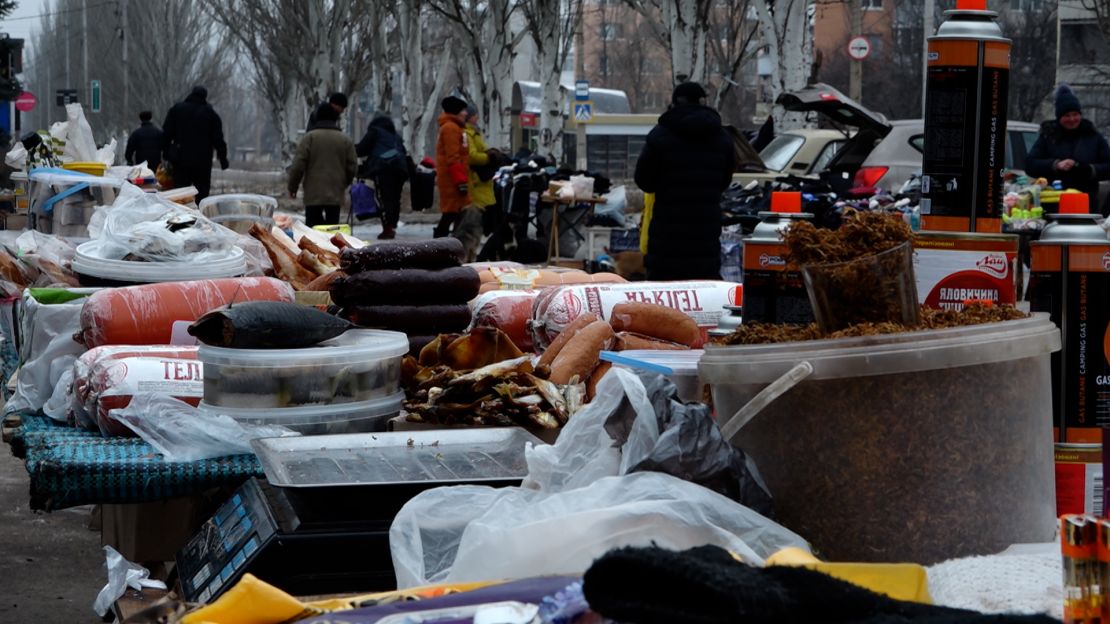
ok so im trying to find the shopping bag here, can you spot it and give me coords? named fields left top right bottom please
left=350, top=180, right=379, bottom=221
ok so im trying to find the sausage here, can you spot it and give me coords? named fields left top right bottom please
left=78, top=277, right=295, bottom=348
left=305, top=271, right=345, bottom=292
left=587, top=361, right=612, bottom=402
left=470, top=290, right=541, bottom=353
left=609, top=302, right=701, bottom=347
left=83, top=349, right=202, bottom=437
left=339, top=239, right=464, bottom=272
left=549, top=320, right=613, bottom=385
left=330, top=267, right=481, bottom=307
left=537, top=312, right=600, bottom=368
left=342, top=304, right=473, bottom=335
left=614, top=332, right=690, bottom=351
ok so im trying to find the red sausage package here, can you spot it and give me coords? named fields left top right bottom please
left=469, top=290, right=542, bottom=352
left=530, top=281, right=742, bottom=349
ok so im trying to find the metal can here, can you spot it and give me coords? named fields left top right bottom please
left=1062, top=515, right=1098, bottom=624
left=1029, top=193, right=1110, bottom=443
left=741, top=192, right=814, bottom=324
left=921, top=2, right=1011, bottom=234
left=1056, top=443, right=1104, bottom=518
left=914, top=231, right=1019, bottom=310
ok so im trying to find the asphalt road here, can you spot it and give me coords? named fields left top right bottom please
left=0, top=445, right=104, bottom=623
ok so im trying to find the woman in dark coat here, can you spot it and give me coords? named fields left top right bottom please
left=1026, top=84, right=1110, bottom=214
left=634, top=82, right=736, bottom=281
left=356, top=114, right=410, bottom=239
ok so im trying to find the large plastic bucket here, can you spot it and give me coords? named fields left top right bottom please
left=699, top=314, right=1061, bottom=564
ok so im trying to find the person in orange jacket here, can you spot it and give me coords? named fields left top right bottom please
left=434, top=95, right=473, bottom=239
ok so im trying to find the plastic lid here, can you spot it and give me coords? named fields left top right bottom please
left=199, top=328, right=409, bottom=367
left=200, top=391, right=404, bottom=425
left=955, top=0, right=987, bottom=9
left=700, top=313, right=1061, bottom=383
left=771, top=191, right=803, bottom=214
left=73, top=240, right=247, bottom=282
left=1059, top=192, right=1089, bottom=214
left=199, top=194, right=279, bottom=209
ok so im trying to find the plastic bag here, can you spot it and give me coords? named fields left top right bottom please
left=389, top=368, right=808, bottom=588
left=95, top=138, right=117, bottom=167
left=569, top=174, right=595, bottom=199
left=92, top=546, right=167, bottom=617
left=89, top=183, right=239, bottom=262
left=15, top=229, right=77, bottom=267
left=351, top=180, right=379, bottom=220
left=111, top=394, right=299, bottom=462
left=4, top=289, right=92, bottom=416
left=43, top=368, right=74, bottom=422
left=62, top=103, right=98, bottom=164
left=590, top=185, right=626, bottom=228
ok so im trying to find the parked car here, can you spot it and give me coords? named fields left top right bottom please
left=731, top=128, right=853, bottom=186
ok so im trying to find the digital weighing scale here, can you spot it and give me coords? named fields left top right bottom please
left=176, top=428, right=541, bottom=602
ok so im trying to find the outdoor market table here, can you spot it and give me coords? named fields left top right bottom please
left=6, top=412, right=262, bottom=511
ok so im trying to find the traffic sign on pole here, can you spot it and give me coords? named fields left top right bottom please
left=575, top=80, right=589, bottom=101
left=574, top=101, right=593, bottom=123
left=90, top=79, right=101, bottom=113
left=847, top=36, right=871, bottom=61
left=14, top=91, right=36, bottom=112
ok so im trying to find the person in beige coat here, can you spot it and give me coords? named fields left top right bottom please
left=288, top=103, right=358, bottom=226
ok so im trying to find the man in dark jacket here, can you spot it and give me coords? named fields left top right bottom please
left=124, top=111, right=163, bottom=171
left=307, top=92, right=348, bottom=131
left=1027, top=84, right=1110, bottom=213
left=634, top=82, right=736, bottom=281
left=161, top=86, right=229, bottom=202
left=356, top=114, right=409, bottom=239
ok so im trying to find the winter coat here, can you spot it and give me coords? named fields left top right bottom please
left=125, top=122, right=163, bottom=170
left=465, top=126, right=496, bottom=208
left=356, top=116, right=409, bottom=179
left=161, top=92, right=228, bottom=168
left=634, top=104, right=736, bottom=280
left=435, top=113, right=471, bottom=214
left=287, top=121, right=358, bottom=207
left=1026, top=119, right=1110, bottom=204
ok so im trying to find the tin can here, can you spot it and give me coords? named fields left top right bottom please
left=921, top=4, right=1011, bottom=234
left=741, top=192, right=814, bottom=324
left=914, top=231, right=1019, bottom=310
left=1062, top=515, right=1098, bottom=624
left=1029, top=193, right=1110, bottom=444
left=1056, top=443, right=1104, bottom=518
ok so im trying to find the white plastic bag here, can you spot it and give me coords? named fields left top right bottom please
left=62, top=103, right=98, bottom=164
left=389, top=368, right=808, bottom=588
left=111, top=394, right=299, bottom=462
left=5, top=143, right=27, bottom=170
left=43, top=368, right=74, bottom=422
left=569, top=174, right=595, bottom=200
left=4, top=289, right=92, bottom=415
left=592, top=184, right=627, bottom=228
left=95, top=138, right=118, bottom=167
left=92, top=546, right=167, bottom=617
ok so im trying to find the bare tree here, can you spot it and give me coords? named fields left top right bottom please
left=521, top=0, right=584, bottom=162
left=754, top=0, right=818, bottom=129
left=707, top=0, right=759, bottom=114
left=623, top=0, right=713, bottom=85
left=397, top=0, right=454, bottom=158
left=1000, top=1, right=1058, bottom=123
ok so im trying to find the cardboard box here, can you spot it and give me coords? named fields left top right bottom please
left=101, top=496, right=212, bottom=564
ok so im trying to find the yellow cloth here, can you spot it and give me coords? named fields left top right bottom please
left=181, top=573, right=496, bottom=624
left=640, top=192, right=654, bottom=254
left=765, top=547, right=933, bottom=605
left=465, top=126, right=496, bottom=208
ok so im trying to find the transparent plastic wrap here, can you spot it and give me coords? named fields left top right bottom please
left=92, top=546, right=167, bottom=617
left=389, top=368, right=808, bottom=588
left=112, top=394, right=298, bottom=462
left=88, top=183, right=240, bottom=263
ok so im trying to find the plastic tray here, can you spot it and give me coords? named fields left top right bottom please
left=251, top=427, right=543, bottom=487
left=73, top=240, right=247, bottom=284
left=201, top=391, right=404, bottom=436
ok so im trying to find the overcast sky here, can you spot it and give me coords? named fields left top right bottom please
left=4, top=0, right=51, bottom=55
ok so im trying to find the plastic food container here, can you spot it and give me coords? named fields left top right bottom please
left=201, top=391, right=405, bottom=435
left=602, top=350, right=703, bottom=403
left=72, top=240, right=247, bottom=286
left=699, top=314, right=1061, bottom=564
left=28, top=170, right=122, bottom=237
left=199, top=329, right=409, bottom=409
left=802, top=242, right=920, bottom=332
left=199, top=194, right=277, bottom=234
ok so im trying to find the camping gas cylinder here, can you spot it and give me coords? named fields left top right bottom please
left=741, top=191, right=814, bottom=324
left=1028, top=193, right=1110, bottom=444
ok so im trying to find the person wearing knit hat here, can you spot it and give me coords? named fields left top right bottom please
left=434, top=94, right=474, bottom=238
left=1027, top=84, right=1110, bottom=214
left=634, top=82, right=735, bottom=280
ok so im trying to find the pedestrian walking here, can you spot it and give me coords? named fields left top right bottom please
left=124, top=111, right=163, bottom=172
left=307, top=92, right=348, bottom=131
left=1026, top=84, right=1110, bottom=215
left=288, top=103, right=358, bottom=227
left=634, top=82, right=735, bottom=281
left=161, top=86, right=229, bottom=202
left=433, top=95, right=472, bottom=241
left=356, top=114, right=410, bottom=240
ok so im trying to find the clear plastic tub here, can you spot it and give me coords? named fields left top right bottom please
left=199, top=329, right=409, bottom=409
left=72, top=239, right=247, bottom=286
left=802, top=241, right=920, bottom=332
left=699, top=314, right=1061, bottom=564
left=200, top=391, right=405, bottom=435
left=601, top=350, right=703, bottom=403
left=198, top=194, right=277, bottom=234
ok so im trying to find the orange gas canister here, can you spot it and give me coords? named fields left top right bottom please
left=741, top=191, right=813, bottom=324
left=1029, top=193, right=1110, bottom=444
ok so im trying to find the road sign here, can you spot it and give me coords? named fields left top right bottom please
left=90, top=80, right=101, bottom=113
left=519, top=112, right=538, bottom=128
left=55, top=89, right=78, bottom=106
left=848, top=36, right=871, bottom=61
left=574, top=101, right=593, bottom=123
left=575, top=80, right=589, bottom=101
left=14, top=91, right=36, bottom=112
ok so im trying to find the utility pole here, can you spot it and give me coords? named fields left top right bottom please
left=575, top=12, right=586, bottom=171
left=64, top=8, right=70, bottom=96
left=923, top=0, right=934, bottom=116
left=82, top=0, right=88, bottom=111
left=122, top=0, right=129, bottom=124
left=849, top=0, right=863, bottom=102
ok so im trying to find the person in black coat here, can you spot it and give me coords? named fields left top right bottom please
left=161, top=86, right=229, bottom=202
left=1026, top=84, right=1110, bottom=214
left=307, top=92, right=348, bottom=131
left=356, top=114, right=410, bottom=240
left=634, top=82, right=736, bottom=281
left=124, top=111, right=163, bottom=171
